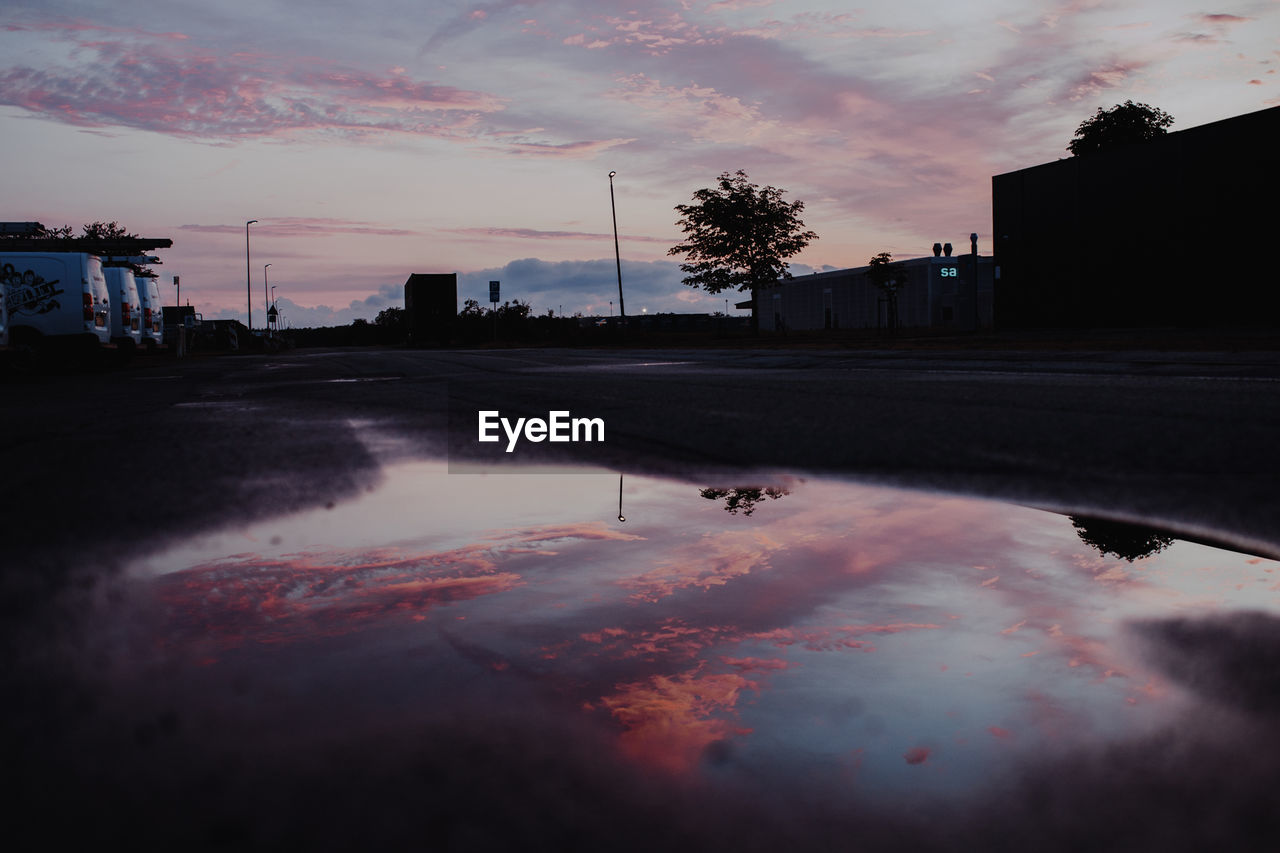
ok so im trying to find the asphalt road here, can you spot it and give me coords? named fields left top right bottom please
left=6, top=344, right=1280, bottom=574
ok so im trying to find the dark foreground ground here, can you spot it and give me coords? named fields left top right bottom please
left=4, top=344, right=1280, bottom=850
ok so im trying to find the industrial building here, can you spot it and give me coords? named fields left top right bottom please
left=757, top=241, right=993, bottom=332
left=992, top=105, right=1279, bottom=329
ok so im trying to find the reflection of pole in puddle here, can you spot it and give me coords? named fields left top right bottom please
left=618, top=473, right=626, bottom=523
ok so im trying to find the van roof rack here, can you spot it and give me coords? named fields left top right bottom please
left=0, top=236, right=173, bottom=254
left=0, top=221, right=46, bottom=235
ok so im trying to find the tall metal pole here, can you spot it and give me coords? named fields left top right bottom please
left=245, top=220, right=258, bottom=331
left=608, top=171, right=626, bottom=323
left=263, top=263, right=271, bottom=334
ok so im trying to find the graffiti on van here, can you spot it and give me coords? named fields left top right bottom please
left=2, top=263, right=65, bottom=316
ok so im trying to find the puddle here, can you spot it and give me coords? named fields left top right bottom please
left=107, top=462, right=1280, bottom=844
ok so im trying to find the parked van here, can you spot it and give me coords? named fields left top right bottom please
left=0, top=269, right=8, bottom=350
left=1, top=252, right=111, bottom=351
left=103, top=265, right=143, bottom=352
left=134, top=271, right=166, bottom=349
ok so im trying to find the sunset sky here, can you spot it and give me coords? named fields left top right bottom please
left=2, top=1, right=1276, bottom=325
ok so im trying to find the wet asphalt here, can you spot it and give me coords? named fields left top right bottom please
left=6, top=344, right=1280, bottom=571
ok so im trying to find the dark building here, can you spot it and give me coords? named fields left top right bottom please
left=404, top=273, right=457, bottom=346
left=992, top=105, right=1279, bottom=329
left=759, top=244, right=993, bottom=332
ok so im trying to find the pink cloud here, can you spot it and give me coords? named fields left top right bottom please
left=148, top=518, right=657, bottom=651
left=621, top=530, right=784, bottom=601
left=722, top=656, right=798, bottom=674
left=1198, top=14, right=1251, bottom=25
left=751, top=623, right=941, bottom=652
left=599, top=667, right=757, bottom=773
left=624, top=621, right=735, bottom=660
left=549, top=619, right=736, bottom=663
left=3, top=17, right=189, bottom=40
left=606, top=73, right=793, bottom=146
left=152, top=543, right=524, bottom=648
left=490, top=137, right=637, bottom=158
left=707, top=0, right=776, bottom=12
left=735, top=16, right=929, bottom=41
left=1064, top=60, right=1146, bottom=100
left=0, top=32, right=505, bottom=142
left=178, top=218, right=418, bottom=238
left=500, top=521, right=646, bottom=544
left=903, top=746, right=931, bottom=765
left=446, top=226, right=668, bottom=243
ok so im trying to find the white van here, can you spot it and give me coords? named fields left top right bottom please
left=103, top=265, right=143, bottom=351
left=0, top=270, right=8, bottom=349
left=1, top=252, right=112, bottom=351
left=133, top=271, right=166, bottom=349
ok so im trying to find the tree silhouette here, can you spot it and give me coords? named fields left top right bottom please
left=81, top=221, right=137, bottom=240
left=700, top=486, right=790, bottom=516
left=867, top=251, right=907, bottom=332
left=669, top=170, right=817, bottom=335
left=1067, top=101, right=1174, bottom=156
left=374, top=306, right=406, bottom=336
left=1069, top=515, right=1176, bottom=562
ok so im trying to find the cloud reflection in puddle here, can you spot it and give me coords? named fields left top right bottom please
left=116, top=460, right=1280, bottom=843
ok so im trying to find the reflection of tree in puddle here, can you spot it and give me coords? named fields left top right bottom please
left=1069, top=515, right=1176, bottom=562
left=699, top=486, right=791, bottom=516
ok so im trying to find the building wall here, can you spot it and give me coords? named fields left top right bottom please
left=760, top=255, right=993, bottom=332
left=993, top=105, right=1280, bottom=329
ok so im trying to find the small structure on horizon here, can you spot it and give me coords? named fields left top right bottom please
left=404, top=273, right=457, bottom=346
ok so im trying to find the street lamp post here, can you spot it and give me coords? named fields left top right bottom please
left=263, top=263, right=271, bottom=335
left=608, top=171, right=626, bottom=325
left=245, top=220, right=258, bottom=331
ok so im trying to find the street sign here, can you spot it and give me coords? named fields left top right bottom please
left=489, top=280, right=500, bottom=303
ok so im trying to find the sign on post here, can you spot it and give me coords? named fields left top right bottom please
left=489, top=280, right=500, bottom=304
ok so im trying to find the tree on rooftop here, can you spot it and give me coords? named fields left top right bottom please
left=1067, top=100, right=1174, bottom=156
left=867, top=251, right=907, bottom=333
left=668, top=170, right=817, bottom=335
